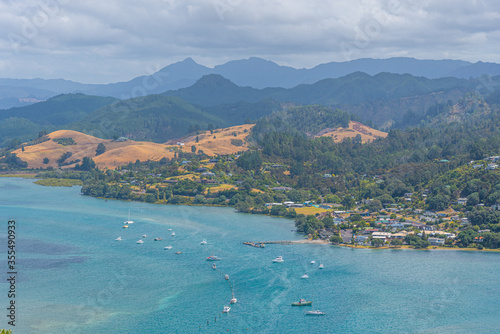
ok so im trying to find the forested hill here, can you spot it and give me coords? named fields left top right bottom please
left=69, top=95, right=226, bottom=142
left=0, top=93, right=118, bottom=126
left=164, top=72, right=476, bottom=107
left=163, top=72, right=491, bottom=127
left=248, top=105, right=500, bottom=179
left=0, top=94, right=117, bottom=147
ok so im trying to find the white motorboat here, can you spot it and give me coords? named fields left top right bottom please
left=230, top=297, right=237, bottom=304
left=223, top=306, right=231, bottom=313
left=164, top=246, right=173, bottom=250
left=171, top=232, right=175, bottom=236
left=272, top=256, right=284, bottom=263
left=136, top=240, right=144, bottom=244
left=301, top=274, right=309, bottom=279
left=319, top=264, right=324, bottom=269
left=224, top=274, right=229, bottom=280
left=175, top=251, right=182, bottom=254
left=200, top=240, right=207, bottom=245
left=305, top=309, right=326, bottom=315
left=115, top=237, right=122, bottom=241
left=310, top=260, right=316, bottom=264
left=142, top=234, right=148, bottom=238
left=168, top=228, right=172, bottom=231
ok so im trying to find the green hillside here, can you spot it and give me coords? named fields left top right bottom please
left=0, top=93, right=117, bottom=126
left=70, top=95, right=228, bottom=142
left=162, top=72, right=480, bottom=128
left=0, top=93, right=117, bottom=147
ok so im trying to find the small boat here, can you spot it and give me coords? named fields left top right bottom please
left=230, top=297, right=237, bottom=304
left=200, top=240, right=207, bottom=245
left=175, top=251, right=182, bottom=254
left=124, top=209, right=134, bottom=224
left=223, top=306, right=231, bottom=313
left=272, top=256, right=284, bottom=263
left=319, top=264, right=324, bottom=269
left=142, top=234, right=148, bottom=238
left=164, top=246, right=173, bottom=250
left=115, top=237, right=122, bottom=241
left=291, top=298, right=312, bottom=306
left=171, top=232, right=175, bottom=236
left=123, top=225, right=129, bottom=229
left=206, top=255, right=221, bottom=261
left=224, top=274, right=229, bottom=280
left=305, top=310, right=326, bottom=315
left=301, top=274, right=309, bottom=279
left=168, top=228, right=172, bottom=231
left=212, top=263, right=217, bottom=270
left=154, top=237, right=163, bottom=241
left=310, top=260, right=316, bottom=264
left=136, top=240, right=144, bottom=244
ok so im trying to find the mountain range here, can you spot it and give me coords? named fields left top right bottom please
left=2, top=57, right=500, bottom=109
left=2, top=69, right=498, bottom=148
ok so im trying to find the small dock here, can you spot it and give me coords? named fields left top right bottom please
left=243, top=241, right=266, bottom=248
left=243, top=240, right=302, bottom=247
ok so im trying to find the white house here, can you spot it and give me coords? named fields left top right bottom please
left=428, top=237, right=445, bottom=246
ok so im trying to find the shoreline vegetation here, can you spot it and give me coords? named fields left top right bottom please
left=1, top=173, right=496, bottom=253
left=33, top=178, right=83, bottom=187
left=254, top=238, right=500, bottom=252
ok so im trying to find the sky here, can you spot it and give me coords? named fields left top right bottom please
left=0, top=0, right=499, bottom=84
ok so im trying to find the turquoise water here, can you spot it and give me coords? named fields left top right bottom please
left=0, top=178, right=499, bottom=333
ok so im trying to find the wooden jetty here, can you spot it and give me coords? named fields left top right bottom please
left=243, top=240, right=301, bottom=246
left=243, top=241, right=266, bottom=248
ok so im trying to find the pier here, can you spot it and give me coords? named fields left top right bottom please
left=243, top=240, right=303, bottom=246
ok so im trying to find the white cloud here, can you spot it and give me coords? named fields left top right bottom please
left=0, top=0, right=498, bottom=83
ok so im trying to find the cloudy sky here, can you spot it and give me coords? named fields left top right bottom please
left=0, top=0, right=499, bottom=83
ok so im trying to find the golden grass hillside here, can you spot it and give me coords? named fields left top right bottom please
left=167, top=124, right=254, bottom=156
left=316, top=121, right=387, bottom=143
left=13, top=126, right=253, bottom=170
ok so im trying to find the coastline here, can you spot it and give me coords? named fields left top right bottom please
left=338, top=244, right=500, bottom=252
left=4, top=176, right=499, bottom=253
left=248, top=239, right=500, bottom=252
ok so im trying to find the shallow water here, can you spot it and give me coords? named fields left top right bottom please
left=0, top=178, right=499, bottom=333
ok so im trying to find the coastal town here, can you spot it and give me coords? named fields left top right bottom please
left=13, top=148, right=494, bottom=251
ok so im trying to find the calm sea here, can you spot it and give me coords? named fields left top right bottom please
left=0, top=178, right=499, bottom=333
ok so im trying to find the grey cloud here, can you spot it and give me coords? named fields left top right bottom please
left=0, top=0, right=498, bottom=83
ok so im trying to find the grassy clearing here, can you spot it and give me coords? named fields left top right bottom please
left=294, top=207, right=330, bottom=215
left=205, top=184, right=237, bottom=193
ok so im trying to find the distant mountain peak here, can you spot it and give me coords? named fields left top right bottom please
left=193, top=74, right=237, bottom=88
left=181, top=57, right=197, bottom=64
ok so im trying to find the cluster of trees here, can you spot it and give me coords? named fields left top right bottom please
left=81, top=181, right=132, bottom=199
left=404, top=234, right=431, bottom=249
left=0, top=153, right=28, bottom=168
left=295, top=215, right=326, bottom=235
left=56, top=152, right=73, bottom=165
left=457, top=229, right=500, bottom=249
left=53, top=137, right=76, bottom=146
left=95, top=143, right=106, bottom=156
